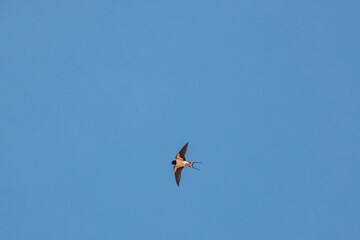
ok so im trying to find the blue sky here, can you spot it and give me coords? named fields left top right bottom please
left=1, top=0, right=359, bottom=239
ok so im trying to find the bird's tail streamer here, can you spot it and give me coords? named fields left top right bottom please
left=190, top=162, right=202, bottom=170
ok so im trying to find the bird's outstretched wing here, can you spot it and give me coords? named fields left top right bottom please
left=174, top=166, right=184, bottom=186
left=176, top=142, right=189, bottom=161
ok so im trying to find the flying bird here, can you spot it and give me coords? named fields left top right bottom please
left=171, top=142, right=200, bottom=186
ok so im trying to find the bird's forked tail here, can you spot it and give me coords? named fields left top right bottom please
left=189, top=162, right=202, bottom=170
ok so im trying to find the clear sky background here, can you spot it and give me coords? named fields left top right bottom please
left=1, top=1, right=359, bottom=239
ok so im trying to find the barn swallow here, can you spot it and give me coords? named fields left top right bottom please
left=171, top=142, right=200, bottom=186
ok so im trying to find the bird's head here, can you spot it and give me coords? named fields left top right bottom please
left=171, top=160, right=176, bottom=165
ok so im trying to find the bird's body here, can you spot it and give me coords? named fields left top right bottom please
left=173, top=160, right=191, bottom=168
left=171, top=142, right=200, bottom=186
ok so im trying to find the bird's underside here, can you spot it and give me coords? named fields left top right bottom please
left=173, top=142, right=189, bottom=186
